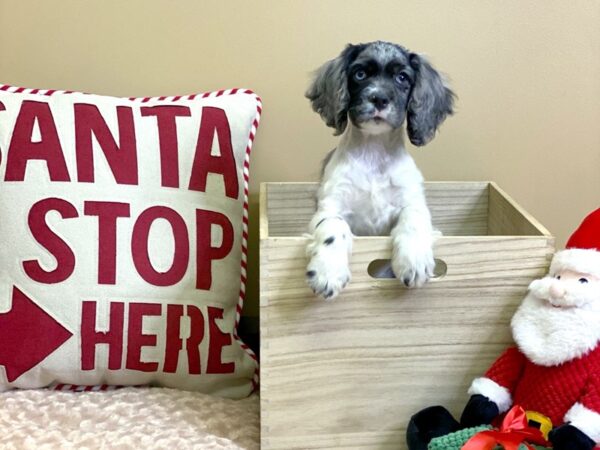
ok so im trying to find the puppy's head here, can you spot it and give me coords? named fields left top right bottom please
left=306, top=41, right=455, bottom=144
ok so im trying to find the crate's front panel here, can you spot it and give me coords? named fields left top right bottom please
left=260, top=236, right=554, bottom=449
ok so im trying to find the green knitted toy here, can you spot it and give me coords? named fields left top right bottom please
left=428, top=425, right=550, bottom=450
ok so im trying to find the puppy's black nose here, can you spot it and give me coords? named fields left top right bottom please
left=369, top=94, right=389, bottom=110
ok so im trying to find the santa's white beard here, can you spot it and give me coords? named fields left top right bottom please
left=511, top=277, right=600, bottom=366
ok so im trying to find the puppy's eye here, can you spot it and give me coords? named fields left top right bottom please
left=354, top=70, right=367, bottom=81
left=394, top=73, right=409, bottom=84
left=556, top=275, right=561, bottom=280
left=579, top=278, right=589, bottom=284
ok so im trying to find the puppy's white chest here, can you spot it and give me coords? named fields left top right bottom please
left=340, top=172, right=404, bottom=235
left=318, top=136, right=425, bottom=236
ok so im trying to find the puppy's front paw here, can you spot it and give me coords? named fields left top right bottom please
left=305, top=231, right=351, bottom=300
left=392, top=237, right=435, bottom=288
left=306, top=251, right=351, bottom=300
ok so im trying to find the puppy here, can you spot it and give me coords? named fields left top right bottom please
left=305, top=41, right=454, bottom=299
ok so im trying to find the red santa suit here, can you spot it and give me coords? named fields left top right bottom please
left=477, top=345, right=600, bottom=428
left=469, top=207, right=600, bottom=444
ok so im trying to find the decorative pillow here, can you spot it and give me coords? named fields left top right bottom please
left=0, top=84, right=260, bottom=398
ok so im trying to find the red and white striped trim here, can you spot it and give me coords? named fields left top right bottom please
left=2, top=83, right=262, bottom=392
left=233, top=93, right=262, bottom=391
left=1, top=84, right=253, bottom=103
left=1, top=84, right=65, bottom=96
left=50, top=383, right=133, bottom=392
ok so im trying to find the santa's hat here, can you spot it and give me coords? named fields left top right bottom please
left=550, top=208, right=600, bottom=278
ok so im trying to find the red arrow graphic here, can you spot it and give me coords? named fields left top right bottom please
left=0, top=286, right=73, bottom=382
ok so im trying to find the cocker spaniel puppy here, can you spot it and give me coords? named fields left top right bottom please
left=305, top=41, right=454, bottom=299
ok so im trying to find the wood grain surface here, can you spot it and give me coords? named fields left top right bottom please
left=260, top=182, right=554, bottom=449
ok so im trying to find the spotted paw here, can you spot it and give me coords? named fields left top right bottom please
left=392, top=236, right=435, bottom=288
left=305, top=218, right=352, bottom=299
left=306, top=251, right=351, bottom=300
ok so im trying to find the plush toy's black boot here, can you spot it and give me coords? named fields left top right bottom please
left=406, top=406, right=460, bottom=450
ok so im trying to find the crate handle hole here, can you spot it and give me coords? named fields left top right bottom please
left=367, top=258, right=448, bottom=279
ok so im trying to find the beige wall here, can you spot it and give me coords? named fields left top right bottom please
left=1, top=0, right=599, bottom=317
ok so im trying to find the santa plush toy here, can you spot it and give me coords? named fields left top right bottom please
left=407, top=208, right=600, bottom=450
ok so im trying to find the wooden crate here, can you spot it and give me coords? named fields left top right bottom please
left=259, top=182, right=554, bottom=450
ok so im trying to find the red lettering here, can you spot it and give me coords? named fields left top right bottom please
left=79, top=301, right=233, bottom=375
left=140, top=106, right=191, bottom=188
left=126, top=303, right=161, bottom=372
left=5, top=101, right=70, bottom=182
left=131, top=206, right=190, bottom=286
left=207, top=306, right=234, bottom=374
left=186, top=305, right=205, bottom=374
left=84, top=201, right=131, bottom=285
left=196, top=209, right=234, bottom=290
left=189, top=107, right=239, bottom=199
left=23, top=198, right=78, bottom=283
left=162, top=306, right=207, bottom=375
left=81, top=301, right=124, bottom=370
left=74, top=104, right=138, bottom=184
left=163, top=304, right=184, bottom=373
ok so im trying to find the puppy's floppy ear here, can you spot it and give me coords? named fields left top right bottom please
left=306, top=44, right=363, bottom=135
left=406, top=54, right=455, bottom=146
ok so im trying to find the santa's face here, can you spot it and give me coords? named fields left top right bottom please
left=511, top=269, right=600, bottom=366
left=543, top=269, right=600, bottom=308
